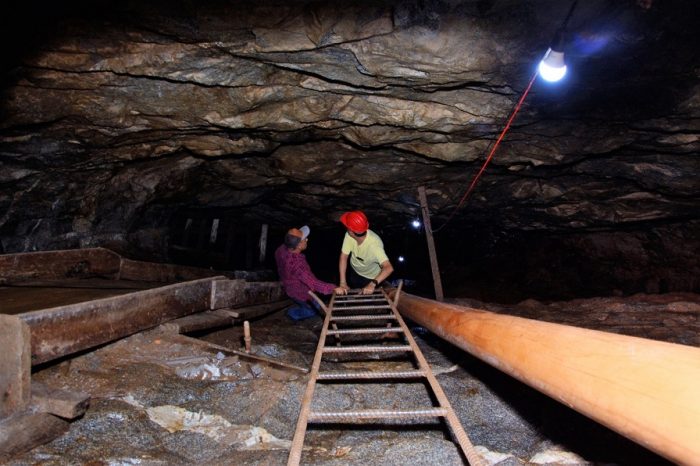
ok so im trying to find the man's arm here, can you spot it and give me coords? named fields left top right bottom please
left=338, top=252, right=350, bottom=291
left=362, top=260, right=394, bottom=294
left=293, top=256, right=337, bottom=295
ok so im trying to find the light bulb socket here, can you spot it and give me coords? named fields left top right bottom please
left=550, top=28, right=566, bottom=53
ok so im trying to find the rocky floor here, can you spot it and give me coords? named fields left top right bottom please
left=6, top=292, right=698, bottom=465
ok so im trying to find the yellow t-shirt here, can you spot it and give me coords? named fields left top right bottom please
left=341, top=229, right=389, bottom=279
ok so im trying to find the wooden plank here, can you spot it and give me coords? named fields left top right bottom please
left=417, top=186, right=444, bottom=301
left=218, top=300, right=290, bottom=320
left=0, top=412, right=69, bottom=460
left=30, top=382, right=89, bottom=419
left=392, top=290, right=700, bottom=465
left=19, top=277, right=222, bottom=365
left=210, top=279, right=284, bottom=310
left=0, top=248, right=121, bottom=284
left=0, top=316, right=30, bottom=418
left=160, top=310, right=234, bottom=334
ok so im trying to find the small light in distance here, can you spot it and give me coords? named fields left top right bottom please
left=398, top=256, right=405, bottom=263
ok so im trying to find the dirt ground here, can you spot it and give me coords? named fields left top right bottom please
left=5, top=292, right=697, bottom=465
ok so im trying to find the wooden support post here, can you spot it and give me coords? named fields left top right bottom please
left=0, top=315, right=31, bottom=418
left=243, top=321, right=251, bottom=353
left=417, top=186, right=444, bottom=301
left=259, top=224, right=269, bottom=264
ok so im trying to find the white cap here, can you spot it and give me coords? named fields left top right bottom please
left=299, top=225, right=310, bottom=240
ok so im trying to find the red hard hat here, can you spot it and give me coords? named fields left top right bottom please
left=340, top=211, right=369, bottom=233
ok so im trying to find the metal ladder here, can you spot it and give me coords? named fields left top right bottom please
left=287, top=283, right=485, bottom=465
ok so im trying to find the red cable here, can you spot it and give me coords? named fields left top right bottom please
left=433, top=70, right=539, bottom=233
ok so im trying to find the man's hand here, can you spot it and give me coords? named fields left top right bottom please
left=334, top=286, right=348, bottom=295
left=339, top=282, right=350, bottom=292
left=361, top=282, right=376, bottom=295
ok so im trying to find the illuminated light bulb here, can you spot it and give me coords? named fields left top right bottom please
left=538, top=48, right=567, bottom=82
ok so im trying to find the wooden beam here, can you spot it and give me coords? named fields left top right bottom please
left=210, top=279, right=285, bottom=310
left=0, top=247, right=229, bottom=285
left=0, top=248, right=121, bottom=284
left=391, top=290, right=700, bottom=465
left=417, top=186, right=444, bottom=301
left=158, top=310, right=234, bottom=334
left=19, top=277, right=223, bottom=365
left=0, top=412, right=69, bottom=461
left=30, top=382, right=89, bottom=420
left=17, top=277, right=282, bottom=365
left=0, top=316, right=30, bottom=418
left=217, top=300, right=290, bottom=320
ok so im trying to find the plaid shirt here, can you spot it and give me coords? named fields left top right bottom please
left=275, top=244, right=335, bottom=302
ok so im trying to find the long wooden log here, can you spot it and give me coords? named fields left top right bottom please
left=391, top=291, right=700, bottom=465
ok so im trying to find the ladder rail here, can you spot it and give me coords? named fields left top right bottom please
left=287, top=294, right=336, bottom=466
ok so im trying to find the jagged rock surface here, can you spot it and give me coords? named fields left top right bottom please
left=0, top=0, right=698, bottom=296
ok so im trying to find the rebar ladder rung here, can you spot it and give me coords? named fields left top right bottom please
left=323, top=345, right=411, bottom=353
left=334, top=299, right=386, bottom=304
left=332, top=314, right=396, bottom=321
left=317, top=369, right=425, bottom=380
left=308, top=408, right=448, bottom=422
left=327, top=327, right=403, bottom=336
left=332, top=304, right=392, bottom=311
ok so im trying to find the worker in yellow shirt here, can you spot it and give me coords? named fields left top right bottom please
left=338, top=211, right=394, bottom=295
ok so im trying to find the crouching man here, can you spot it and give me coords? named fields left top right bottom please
left=275, top=225, right=346, bottom=320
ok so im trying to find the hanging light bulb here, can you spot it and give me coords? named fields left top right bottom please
left=538, top=1, right=578, bottom=83
left=411, top=219, right=421, bottom=229
left=538, top=47, right=567, bottom=82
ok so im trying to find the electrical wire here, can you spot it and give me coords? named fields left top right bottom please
left=431, top=0, right=579, bottom=234
left=432, top=69, right=539, bottom=233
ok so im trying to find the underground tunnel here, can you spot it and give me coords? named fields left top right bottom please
left=0, top=0, right=698, bottom=464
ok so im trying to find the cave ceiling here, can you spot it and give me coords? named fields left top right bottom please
left=0, top=0, right=698, bottom=252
